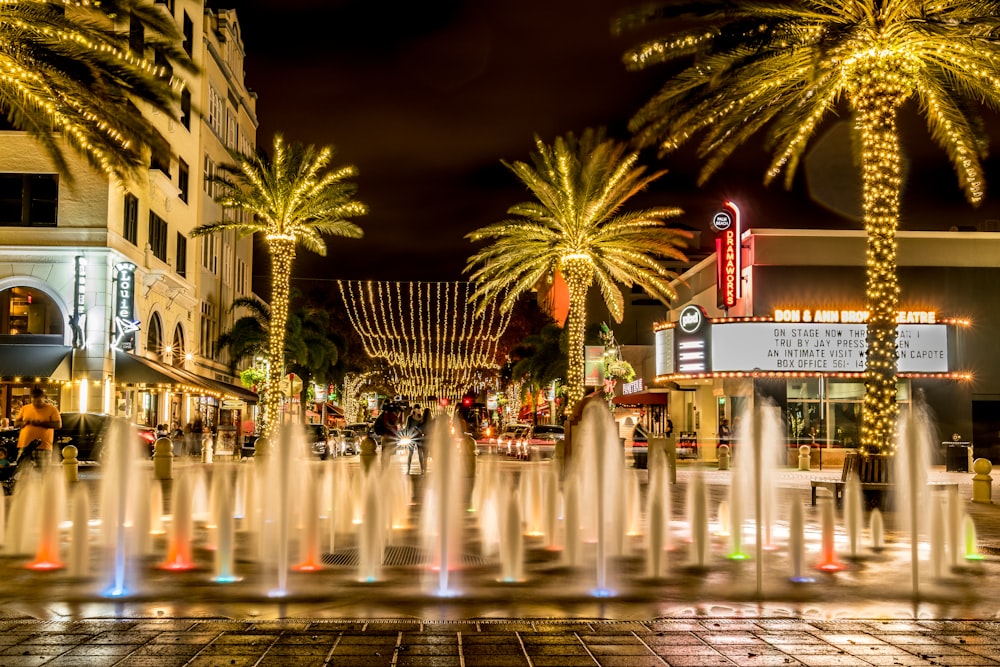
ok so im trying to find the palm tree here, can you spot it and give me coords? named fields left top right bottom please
left=509, top=322, right=567, bottom=425
left=465, top=128, right=689, bottom=414
left=616, top=0, right=1000, bottom=455
left=193, top=134, right=367, bottom=438
left=2, top=0, right=192, bottom=181
left=216, top=297, right=270, bottom=372
left=217, top=295, right=343, bottom=423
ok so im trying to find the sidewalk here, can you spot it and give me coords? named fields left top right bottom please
left=0, top=617, right=999, bottom=666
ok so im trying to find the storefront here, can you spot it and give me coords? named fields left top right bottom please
left=654, top=227, right=997, bottom=462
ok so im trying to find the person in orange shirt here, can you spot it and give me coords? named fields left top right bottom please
left=15, top=387, right=62, bottom=468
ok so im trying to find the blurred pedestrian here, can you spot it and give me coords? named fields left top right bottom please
left=15, top=387, right=61, bottom=469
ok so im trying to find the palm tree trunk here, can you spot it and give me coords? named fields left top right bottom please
left=855, top=88, right=903, bottom=458
left=562, top=258, right=593, bottom=416
left=262, top=236, right=296, bottom=441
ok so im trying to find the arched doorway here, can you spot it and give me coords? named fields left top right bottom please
left=0, top=286, right=64, bottom=338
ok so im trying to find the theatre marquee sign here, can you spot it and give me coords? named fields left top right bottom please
left=711, top=322, right=948, bottom=373
left=656, top=306, right=958, bottom=378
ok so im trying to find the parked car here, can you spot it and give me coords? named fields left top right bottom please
left=306, top=423, right=333, bottom=459
left=53, top=412, right=156, bottom=464
left=525, top=424, right=564, bottom=460
left=478, top=423, right=530, bottom=457
left=335, top=428, right=361, bottom=455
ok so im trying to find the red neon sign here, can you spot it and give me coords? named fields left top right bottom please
left=713, top=201, right=742, bottom=309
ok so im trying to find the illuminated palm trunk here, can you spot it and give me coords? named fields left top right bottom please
left=562, top=257, right=594, bottom=415
left=262, top=235, right=296, bottom=441
left=854, top=86, right=904, bottom=457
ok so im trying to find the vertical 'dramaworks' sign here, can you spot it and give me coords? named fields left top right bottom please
left=112, top=262, right=140, bottom=351
left=712, top=201, right=742, bottom=309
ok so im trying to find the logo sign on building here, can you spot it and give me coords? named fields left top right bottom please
left=713, top=201, right=742, bottom=309
left=111, top=262, right=140, bottom=351
left=675, top=305, right=710, bottom=374
left=622, top=378, right=645, bottom=395
left=584, top=345, right=605, bottom=387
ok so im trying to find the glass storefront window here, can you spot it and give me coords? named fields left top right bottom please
left=787, top=379, right=820, bottom=400
left=785, top=378, right=911, bottom=448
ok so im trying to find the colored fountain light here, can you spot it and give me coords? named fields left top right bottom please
left=3, top=398, right=987, bottom=617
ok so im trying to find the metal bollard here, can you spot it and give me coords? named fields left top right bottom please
left=202, top=435, right=214, bottom=464
left=717, top=444, right=731, bottom=470
left=798, top=444, right=811, bottom=471
left=972, top=457, right=993, bottom=504
left=462, top=435, right=477, bottom=478
left=153, top=437, right=174, bottom=480
left=61, top=444, right=79, bottom=483
left=359, top=435, right=377, bottom=473
left=253, top=436, right=269, bottom=463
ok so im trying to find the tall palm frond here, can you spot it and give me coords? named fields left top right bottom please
left=1, top=0, right=195, bottom=181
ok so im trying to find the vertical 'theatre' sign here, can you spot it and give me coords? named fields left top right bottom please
left=712, top=201, right=742, bottom=309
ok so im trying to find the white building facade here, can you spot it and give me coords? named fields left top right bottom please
left=0, top=1, right=257, bottom=440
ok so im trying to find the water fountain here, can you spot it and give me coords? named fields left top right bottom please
left=0, top=401, right=990, bottom=621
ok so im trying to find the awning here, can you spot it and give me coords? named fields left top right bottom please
left=325, top=402, right=344, bottom=417
left=114, top=351, right=258, bottom=403
left=613, top=391, right=670, bottom=406
left=199, top=375, right=258, bottom=403
left=115, top=351, right=208, bottom=391
left=0, top=344, right=73, bottom=380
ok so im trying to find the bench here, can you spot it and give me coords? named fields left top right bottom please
left=810, top=479, right=959, bottom=509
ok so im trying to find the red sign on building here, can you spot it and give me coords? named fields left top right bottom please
left=712, top=202, right=742, bottom=309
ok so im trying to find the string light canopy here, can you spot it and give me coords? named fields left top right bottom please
left=338, top=281, right=512, bottom=400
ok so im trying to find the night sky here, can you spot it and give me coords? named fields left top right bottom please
left=230, top=0, right=1000, bottom=293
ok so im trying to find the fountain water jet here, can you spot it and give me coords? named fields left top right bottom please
left=27, top=470, right=65, bottom=570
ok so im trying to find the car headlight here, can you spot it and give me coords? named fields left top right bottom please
left=398, top=437, right=413, bottom=447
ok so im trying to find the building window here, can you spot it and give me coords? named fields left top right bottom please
left=154, top=48, right=172, bottom=81
left=176, top=233, right=187, bottom=278
left=0, top=174, right=58, bottom=227
left=123, top=192, right=138, bottom=245
left=201, top=301, right=217, bottom=359
left=178, top=158, right=189, bottom=203
left=182, top=11, right=193, bottom=56
left=180, top=88, right=191, bottom=130
left=226, top=110, right=237, bottom=149
left=236, top=258, right=247, bottom=295
left=147, top=312, right=163, bottom=356
left=150, top=131, right=171, bottom=177
left=172, top=324, right=185, bottom=368
left=129, top=13, right=144, bottom=55
left=222, top=241, right=233, bottom=285
left=149, top=211, right=168, bottom=262
left=203, top=154, right=216, bottom=198
left=0, top=286, right=63, bottom=336
left=208, top=87, right=225, bottom=138
left=201, top=233, right=217, bottom=273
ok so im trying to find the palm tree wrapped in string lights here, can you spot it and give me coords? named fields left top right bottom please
left=465, top=128, right=689, bottom=416
left=1, top=0, right=193, bottom=181
left=193, top=135, right=366, bottom=441
left=617, top=0, right=1000, bottom=456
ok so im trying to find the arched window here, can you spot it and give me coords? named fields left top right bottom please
left=146, top=312, right=163, bottom=357
left=0, top=286, right=63, bottom=336
left=172, top=324, right=185, bottom=368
